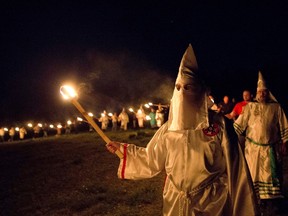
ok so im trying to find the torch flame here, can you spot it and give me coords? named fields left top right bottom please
left=60, top=85, right=78, bottom=100
left=59, top=84, right=123, bottom=159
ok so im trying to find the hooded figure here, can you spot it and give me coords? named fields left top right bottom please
left=234, top=71, right=288, bottom=212
left=118, top=108, right=129, bottom=131
left=168, top=44, right=209, bottom=131
left=107, top=44, right=259, bottom=216
left=99, top=110, right=109, bottom=131
left=256, top=71, right=277, bottom=103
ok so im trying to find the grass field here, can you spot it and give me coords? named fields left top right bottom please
left=0, top=130, right=164, bottom=216
left=0, top=129, right=288, bottom=216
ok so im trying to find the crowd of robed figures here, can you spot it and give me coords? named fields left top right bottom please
left=97, top=104, right=167, bottom=131
left=0, top=103, right=168, bottom=142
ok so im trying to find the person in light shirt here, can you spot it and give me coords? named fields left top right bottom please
left=106, top=44, right=259, bottom=216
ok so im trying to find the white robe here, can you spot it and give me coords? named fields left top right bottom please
left=116, top=114, right=258, bottom=216
left=234, top=101, right=288, bottom=200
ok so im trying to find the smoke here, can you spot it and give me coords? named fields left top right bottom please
left=76, top=49, right=175, bottom=114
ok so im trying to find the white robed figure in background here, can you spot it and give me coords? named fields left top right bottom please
left=19, top=126, right=27, bottom=140
left=98, top=110, right=109, bottom=131
left=118, top=108, right=129, bottom=131
left=107, top=44, right=259, bottom=216
left=234, top=71, right=288, bottom=213
left=136, top=105, right=146, bottom=128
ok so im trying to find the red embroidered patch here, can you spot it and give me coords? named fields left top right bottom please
left=202, top=123, right=219, bottom=136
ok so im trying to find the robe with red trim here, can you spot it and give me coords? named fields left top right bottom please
left=116, top=115, right=259, bottom=216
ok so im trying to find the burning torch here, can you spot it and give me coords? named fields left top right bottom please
left=60, top=85, right=123, bottom=159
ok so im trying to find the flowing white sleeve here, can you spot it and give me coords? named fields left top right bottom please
left=117, top=124, right=167, bottom=180
left=233, top=104, right=250, bottom=135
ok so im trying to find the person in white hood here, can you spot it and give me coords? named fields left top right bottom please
left=234, top=71, right=288, bottom=214
left=107, top=44, right=259, bottom=216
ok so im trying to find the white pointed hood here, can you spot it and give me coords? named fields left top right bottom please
left=167, top=44, right=209, bottom=131
left=256, top=71, right=277, bottom=102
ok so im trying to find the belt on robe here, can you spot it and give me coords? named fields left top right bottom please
left=168, top=174, right=224, bottom=216
left=246, top=137, right=281, bottom=186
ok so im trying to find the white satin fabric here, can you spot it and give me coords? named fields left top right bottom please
left=167, top=87, right=209, bottom=131
left=117, top=116, right=259, bottom=215
left=234, top=101, right=288, bottom=199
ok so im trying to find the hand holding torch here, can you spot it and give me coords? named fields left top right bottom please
left=60, top=85, right=123, bottom=159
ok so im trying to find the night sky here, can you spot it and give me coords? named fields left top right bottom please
left=1, top=1, right=288, bottom=125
